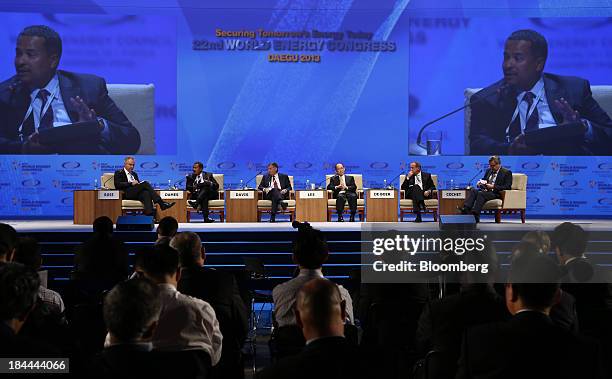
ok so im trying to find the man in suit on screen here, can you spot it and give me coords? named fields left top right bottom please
left=469, top=29, right=612, bottom=155
left=114, top=156, right=174, bottom=217
left=327, top=163, right=358, bottom=222
left=258, top=162, right=291, bottom=223
left=0, top=25, right=140, bottom=154
left=460, top=155, right=512, bottom=223
left=186, top=161, right=219, bottom=223
left=401, top=161, right=436, bottom=223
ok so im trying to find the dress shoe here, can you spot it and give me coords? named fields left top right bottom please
left=188, top=200, right=198, bottom=208
left=458, top=206, right=469, bottom=215
left=160, top=201, right=175, bottom=211
left=269, top=215, right=276, bottom=223
left=472, top=212, right=480, bottom=223
left=204, top=217, right=215, bottom=223
left=280, top=201, right=288, bottom=211
left=349, top=214, right=355, bottom=222
left=337, top=215, right=345, bottom=222
left=413, top=216, right=423, bottom=223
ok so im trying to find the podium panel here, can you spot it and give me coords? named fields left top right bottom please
left=295, top=190, right=327, bottom=222
left=438, top=189, right=467, bottom=215
left=225, top=190, right=258, bottom=222
left=366, top=189, right=398, bottom=222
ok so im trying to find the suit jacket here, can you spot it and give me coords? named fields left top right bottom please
left=469, top=73, right=612, bottom=155
left=401, top=171, right=436, bottom=199
left=256, top=336, right=367, bottom=379
left=185, top=172, right=219, bottom=194
left=456, top=311, right=603, bottom=379
left=113, top=169, right=140, bottom=192
left=0, top=70, right=141, bottom=154
left=258, top=173, right=292, bottom=199
left=178, top=266, right=248, bottom=356
left=416, top=284, right=509, bottom=375
left=327, top=175, right=357, bottom=198
left=478, top=167, right=512, bottom=194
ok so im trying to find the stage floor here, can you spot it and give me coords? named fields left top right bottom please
left=5, top=218, right=612, bottom=233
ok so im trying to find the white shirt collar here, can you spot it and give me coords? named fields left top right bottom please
left=124, top=168, right=133, bottom=177
left=298, top=268, right=324, bottom=278
left=564, top=256, right=586, bottom=265
left=30, top=73, right=59, bottom=101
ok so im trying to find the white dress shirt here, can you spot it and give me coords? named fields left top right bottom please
left=27, top=74, right=71, bottom=130
left=272, top=268, right=354, bottom=327
left=152, top=284, right=223, bottom=365
left=124, top=168, right=136, bottom=183
left=338, top=175, right=347, bottom=194
left=415, top=172, right=423, bottom=190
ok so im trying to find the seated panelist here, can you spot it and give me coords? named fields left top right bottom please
left=257, top=162, right=291, bottom=223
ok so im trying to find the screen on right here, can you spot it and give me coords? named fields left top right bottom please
left=409, top=17, right=612, bottom=156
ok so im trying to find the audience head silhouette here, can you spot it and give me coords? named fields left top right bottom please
left=0, top=223, right=18, bottom=262
left=295, top=278, right=346, bottom=342
left=170, top=232, right=204, bottom=268
left=13, top=237, right=42, bottom=270
left=140, top=245, right=180, bottom=285
left=0, top=263, right=40, bottom=334
left=93, top=216, right=114, bottom=236
left=551, top=222, right=588, bottom=263
left=291, top=221, right=329, bottom=269
left=506, top=253, right=561, bottom=315
left=103, top=278, right=161, bottom=345
left=156, top=217, right=179, bottom=245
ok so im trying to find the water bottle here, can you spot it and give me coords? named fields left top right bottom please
left=383, top=179, right=387, bottom=189
left=305, top=179, right=310, bottom=190
left=450, top=179, right=455, bottom=190
left=239, top=179, right=244, bottom=189
left=168, top=179, right=172, bottom=189
left=94, top=178, right=98, bottom=190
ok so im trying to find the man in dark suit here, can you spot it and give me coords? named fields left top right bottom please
left=172, top=232, right=248, bottom=379
left=327, top=163, right=358, bottom=222
left=0, top=25, right=141, bottom=154
left=186, top=161, right=219, bottom=223
left=113, top=156, right=174, bottom=217
left=401, top=161, right=436, bottom=222
left=469, top=29, right=612, bottom=156
left=257, top=278, right=366, bottom=379
left=552, top=222, right=612, bottom=377
left=460, top=155, right=512, bottom=222
left=258, top=162, right=291, bottom=222
left=456, top=254, right=603, bottom=379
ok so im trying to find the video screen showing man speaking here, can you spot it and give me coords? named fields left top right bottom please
left=409, top=18, right=612, bottom=156
left=0, top=15, right=176, bottom=155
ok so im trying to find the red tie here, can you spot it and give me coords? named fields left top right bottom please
left=273, top=176, right=280, bottom=190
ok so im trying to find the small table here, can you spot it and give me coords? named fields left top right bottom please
left=438, top=189, right=468, bottom=215
left=225, top=189, right=258, bottom=222
left=73, top=190, right=122, bottom=225
left=295, top=190, right=327, bottom=222
left=366, top=188, right=398, bottom=222
left=156, top=190, right=188, bottom=222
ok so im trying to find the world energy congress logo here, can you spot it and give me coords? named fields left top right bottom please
left=21, top=179, right=41, bottom=187
left=446, top=162, right=464, bottom=170
left=559, top=180, right=579, bottom=188
left=598, top=198, right=612, bottom=206
left=61, top=161, right=81, bottom=169
left=521, top=162, right=540, bottom=170
left=140, top=161, right=159, bottom=170
left=217, top=162, right=237, bottom=170
left=293, top=162, right=313, bottom=169
left=369, top=162, right=389, bottom=169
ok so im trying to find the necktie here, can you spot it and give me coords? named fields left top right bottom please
left=340, top=175, right=346, bottom=188
left=273, top=176, right=280, bottom=190
left=37, top=89, right=54, bottom=130
left=416, top=174, right=422, bottom=190
left=523, top=91, right=539, bottom=133
left=128, top=172, right=135, bottom=183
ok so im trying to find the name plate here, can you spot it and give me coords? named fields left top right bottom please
left=370, top=189, right=395, bottom=199
left=441, top=190, right=466, bottom=199
left=300, top=190, right=324, bottom=199
left=98, top=190, right=119, bottom=200
left=229, top=190, right=255, bottom=199
left=160, top=190, right=184, bottom=200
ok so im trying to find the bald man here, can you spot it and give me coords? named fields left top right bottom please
left=258, top=278, right=365, bottom=379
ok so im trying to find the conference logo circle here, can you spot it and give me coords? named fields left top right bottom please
left=446, top=162, right=464, bottom=170
left=294, top=162, right=312, bottom=169
left=598, top=198, right=612, bottom=206
left=369, top=162, right=388, bottom=169
left=21, top=179, right=41, bottom=187
left=527, top=197, right=540, bottom=205
left=61, top=197, right=72, bottom=205
left=521, top=162, right=540, bottom=170
left=61, top=161, right=81, bottom=169
left=217, top=162, right=236, bottom=169
left=597, top=163, right=612, bottom=170
left=559, top=180, right=579, bottom=188
left=140, top=162, right=159, bottom=169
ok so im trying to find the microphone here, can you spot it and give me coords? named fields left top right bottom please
left=465, top=168, right=484, bottom=189
left=416, top=83, right=515, bottom=151
left=243, top=170, right=263, bottom=189
left=9, top=78, right=22, bottom=94
left=383, top=171, right=405, bottom=189
left=315, top=177, right=328, bottom=189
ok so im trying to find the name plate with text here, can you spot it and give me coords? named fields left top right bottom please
left=299, top=190, right=324, bottom=199
left=369, top=189, right=395, bottom=199
left=98, top=190, right=119, bottom=200
left=160, top=190, right=184, bottom=200
left=441, top=190, right=466, bottom=199
left=229, top=190, right=255, bottom=199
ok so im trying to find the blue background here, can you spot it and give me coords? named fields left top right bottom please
left=0, top=0, right=610, bottom=218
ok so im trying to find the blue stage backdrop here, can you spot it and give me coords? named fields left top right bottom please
left=0, top=0, right=610, bottom=218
